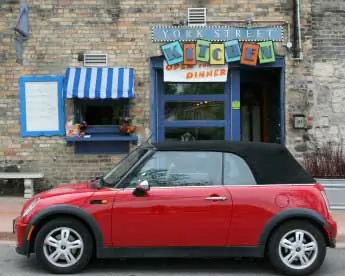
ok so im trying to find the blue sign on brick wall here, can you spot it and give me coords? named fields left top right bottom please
left=152, top=26, right=284, bottom=42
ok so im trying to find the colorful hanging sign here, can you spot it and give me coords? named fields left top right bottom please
left=240, top=43, right=260, bottom=66
left=161, top=39, right=276, bottom=66
left=152, top=26, right=284, bottom=42
left=258, top=41, right=276, bottom=63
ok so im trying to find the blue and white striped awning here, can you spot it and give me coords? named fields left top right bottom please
left=63, top=67, right=135, bottom=99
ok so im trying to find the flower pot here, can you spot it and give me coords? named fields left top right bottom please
left=120, top=125, right=137, bottom=135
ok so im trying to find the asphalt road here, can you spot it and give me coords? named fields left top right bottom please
left=0, top=244, right=344, bottom=276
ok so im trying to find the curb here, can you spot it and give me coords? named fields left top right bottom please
left=0, top=232, right=15, bottom=242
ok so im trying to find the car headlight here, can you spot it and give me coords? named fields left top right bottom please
left=22, top=197, right=40, bottom=218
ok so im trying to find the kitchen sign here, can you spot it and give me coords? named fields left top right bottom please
left=161, top=39, right=276, bottom=66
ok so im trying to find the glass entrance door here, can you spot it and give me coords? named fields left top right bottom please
left=151, top=56, right=284, bottom=144
left=156, top=69, right=236, bottom=142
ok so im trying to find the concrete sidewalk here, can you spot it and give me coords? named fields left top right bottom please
left=0, top=196, right=344, bottom=245
left=0, top=197, right=26, bottom=241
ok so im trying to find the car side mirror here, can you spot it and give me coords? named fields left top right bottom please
left=91, top=174, right=103, bottom=182
left=132, top=180, right=150, bottom=197
left=138, top=180, right=150, bottom=191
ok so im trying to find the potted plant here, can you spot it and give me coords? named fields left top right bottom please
left=79, top=121, right=88, bottom=137
left=119, top=116, right=137, bottom=135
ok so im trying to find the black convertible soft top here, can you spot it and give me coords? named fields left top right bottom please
left=151, top=140, right=315, bottom=185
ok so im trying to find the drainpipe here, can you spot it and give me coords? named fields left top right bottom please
left=292, top=0, right=303, bottom=60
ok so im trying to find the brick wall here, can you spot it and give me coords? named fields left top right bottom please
left=311, top=1, right=345, bottom=145
left=0, top=0, right=312, bottom=188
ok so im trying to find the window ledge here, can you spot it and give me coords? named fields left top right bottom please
left=65, top=134, right=138, bottom=155
left=65, top=134, right=138, bottom=143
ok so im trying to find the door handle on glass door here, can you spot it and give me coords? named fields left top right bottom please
left=204, top=196, right=227, bottom=201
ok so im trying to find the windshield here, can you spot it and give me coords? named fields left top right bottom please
left=102, top=143, right=152, bottom=186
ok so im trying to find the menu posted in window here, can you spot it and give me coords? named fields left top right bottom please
left=19, top=76, right=65, bottom=137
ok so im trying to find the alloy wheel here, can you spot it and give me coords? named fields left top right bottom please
left=43, top=227, right=84, bottom=268
left=278, top=229, right=318, bottom=270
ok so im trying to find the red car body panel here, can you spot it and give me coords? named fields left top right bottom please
left=291, top=183, right=337, bottom=239
left=225, top=183, right=335, bottom=246
left=15, top=183, right=96, bottom=249
left=226, top=185, right=293, bottom=246
left=21, top=182, right=95, bottom=223
left=81, top=188, right=115, bottom=247
left=111, top=186, right=233, bottom=247
left=290, top=184, right=329, bottom=216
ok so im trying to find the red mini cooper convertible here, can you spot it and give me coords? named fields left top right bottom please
left=14, top=141, right=337, bottom=276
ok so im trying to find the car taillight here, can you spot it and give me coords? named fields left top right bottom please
left=321, top=190, right=330, bottom=213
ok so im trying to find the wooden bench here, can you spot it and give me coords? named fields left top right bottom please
left=0, top=172, right=44, bottom=199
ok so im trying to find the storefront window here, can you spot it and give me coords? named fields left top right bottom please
left=165, top=101, right=224, bottom=120
left=164, top=127, right=225, bottom=141
left=74, top=99, right=129, bottom=126
left=63, top=67, right=137, bottom=155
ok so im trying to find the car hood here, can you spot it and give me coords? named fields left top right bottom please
left=37, top=182, right=96, bottom=199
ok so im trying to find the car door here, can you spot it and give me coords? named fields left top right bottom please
left=112, top=150, right=233, bottom=247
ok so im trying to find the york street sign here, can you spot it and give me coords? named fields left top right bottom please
left=152, top=26, right=284, bottom=42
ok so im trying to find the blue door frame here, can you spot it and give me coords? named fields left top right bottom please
left=149, top=56, right=285, bottom=145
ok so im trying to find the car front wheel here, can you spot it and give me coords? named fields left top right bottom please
left=267, top=220, right=326, bottom=276
left=34, top=218, right=93, bottom=274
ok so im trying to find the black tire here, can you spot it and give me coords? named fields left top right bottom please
left=34, top=218, right=94, bottom=274
left=267, top=220, right=326, bottom=276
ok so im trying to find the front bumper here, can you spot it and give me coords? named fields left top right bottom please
left=13, top=216, right=30, bottom=256
left=16, top=245, right=29, bottom=256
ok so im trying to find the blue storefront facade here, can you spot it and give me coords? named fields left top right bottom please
left=149, top=25, right=286, bottom=145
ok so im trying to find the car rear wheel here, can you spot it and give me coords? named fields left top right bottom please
left=34, top=218, right=93, bottom=274
left=267, top=220, right=326, bottom=276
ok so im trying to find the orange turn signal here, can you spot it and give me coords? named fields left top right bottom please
left=27, top=226, right=35, bottom=241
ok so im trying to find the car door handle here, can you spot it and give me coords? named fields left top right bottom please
left=204, top=196, right=227, bottom=201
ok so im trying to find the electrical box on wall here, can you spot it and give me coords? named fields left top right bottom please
left=292, top=114, right=306, bottom=129
left=319, top=116, right=329, bottom=128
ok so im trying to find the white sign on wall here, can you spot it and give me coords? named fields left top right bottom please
left=163, top=60, right=228, bottom=83
left=19, top=76, right=65, bottom=137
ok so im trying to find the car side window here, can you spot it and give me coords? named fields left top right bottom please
left=127, top=151, right=222, bottom=188
left=223, top=153, right=257, bottom=185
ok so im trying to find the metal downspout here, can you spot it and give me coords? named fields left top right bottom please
left=293, top=0, right=303, bottom=60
